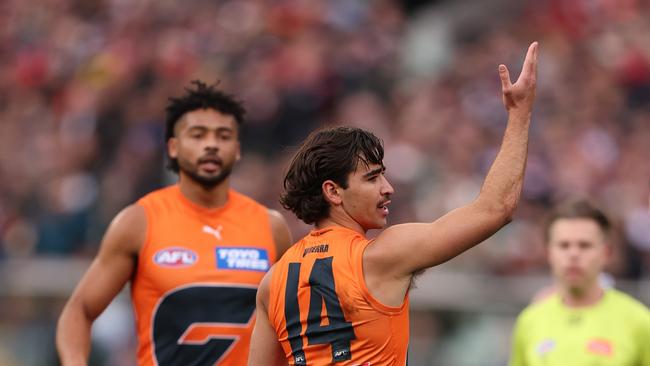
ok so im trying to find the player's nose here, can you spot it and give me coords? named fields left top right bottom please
left=381, top=175, right=395, bottom=196
left=203, top=136, right=220, bottom=152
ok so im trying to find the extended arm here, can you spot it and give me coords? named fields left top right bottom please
left=56, top=204, right=145, bottom=366
left=365, top=42, right=539, bottom=296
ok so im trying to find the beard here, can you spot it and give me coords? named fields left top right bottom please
left=177, top=157, right=234, bottom=189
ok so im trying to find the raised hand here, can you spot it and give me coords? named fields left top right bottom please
left=499, top=42, right=538, bottom=113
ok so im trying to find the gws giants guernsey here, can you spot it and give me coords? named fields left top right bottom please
left=269, top=226, right=409, bottom=366
left=132, top=185, right=277, bottom=366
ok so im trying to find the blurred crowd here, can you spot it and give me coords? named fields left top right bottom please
left=2, top=0, right=650, bottom=364
left=2, top=0, right=648, bottom=276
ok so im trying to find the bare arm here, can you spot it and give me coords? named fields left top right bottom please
left=56, top=204, right=146, bottom=366
left=365, top=42, right=539, bottom=301
left=247, top=267, right=287, bottom=366
left=268, top=209, right=293, bottom=258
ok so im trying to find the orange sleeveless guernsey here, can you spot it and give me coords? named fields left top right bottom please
left=268, top=226, right=409, bottom=366
left=132, top=185, right=276, bottom=366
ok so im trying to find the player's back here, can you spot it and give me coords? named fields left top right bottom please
left=132, top=185, right=277, bottom=366
left=268, top=226, right=409, bottom=366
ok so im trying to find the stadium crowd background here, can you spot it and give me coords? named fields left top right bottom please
left=1, top=0, right=649, bottom=365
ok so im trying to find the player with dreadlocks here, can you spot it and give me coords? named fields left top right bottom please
left=57, top=81, right=292, bottom=366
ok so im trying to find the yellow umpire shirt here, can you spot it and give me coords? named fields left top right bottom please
left=509, top=288, right=650, bottom=366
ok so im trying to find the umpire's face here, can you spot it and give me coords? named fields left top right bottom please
left=547, top=218, right=610, bottom=292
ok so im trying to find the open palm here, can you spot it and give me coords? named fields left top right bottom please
left=500, top=42, right=538, bottom=112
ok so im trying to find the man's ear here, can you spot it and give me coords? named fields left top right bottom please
left=603, top=240, right=614, bottom=261
left=168, top=137, right=178, bottom=159
left=322, top=180, right=343, bottom=206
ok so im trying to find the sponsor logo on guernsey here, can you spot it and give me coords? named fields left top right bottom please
left=332, top=346, right=351, bottom=362
left=586, top=338, right=613, bottom=357
left=293, top=351, right=306, bottom=366
left=202, top=224, right=223, bottom=240
left=303, top=244, right=329, bottom=257
left=153, top=247, right=198, bottom=267
left=216, top=247, right=269, bottom=271
left=536, top=339, right=555, bottom=356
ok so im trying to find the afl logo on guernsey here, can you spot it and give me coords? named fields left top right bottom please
left=153, top=247, right=198, bottom=267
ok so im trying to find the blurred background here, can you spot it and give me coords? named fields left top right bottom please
left=1, top=0, right=649, bottom=365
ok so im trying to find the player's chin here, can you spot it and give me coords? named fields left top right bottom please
left=563, top=276, right=585, bottom=287
left=371, top=218, right=388, bottom=230
left=198, top=166, right=222, bottom=176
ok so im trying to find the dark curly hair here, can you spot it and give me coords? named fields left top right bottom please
left=544, top=198, right=612, bottom=242
left=280, top=127, right=384, bottom=225
left=164, top=80, right=245, bottom=172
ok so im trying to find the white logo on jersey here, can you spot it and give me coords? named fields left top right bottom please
left=334, top=350, right=348, bottom=358
left=202, top=225, right=223, bottom=241
left=153, top=247, right=198, bottom=267
left=216, top=248, right=270, bottom=271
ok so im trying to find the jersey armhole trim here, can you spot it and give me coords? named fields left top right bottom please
left=356, top=239, right=408, bottom=316
left=266, top=264, right=284, bottom=334
left=263, top=208, right=278, bottom=264
left=135, top=201, right=153, bottom=272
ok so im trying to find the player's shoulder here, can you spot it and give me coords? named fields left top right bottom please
left=228, top=189, right=267, bottom=209
left=606, top=289, right=650, bottom=318
left=263, top=259, right=291, bottom=309
left=276, top=237, right=304, bottom=261
left=258, top=264, right=276, bottom=300
left=109, top=203, right=147, bottom=231
left=138, top=184, right=177, bottom=201
left=228, top=190, right=288, bottom=225
left=516, top=292, right=558, bottom=323
left=102, top=203, right=147, bottom=254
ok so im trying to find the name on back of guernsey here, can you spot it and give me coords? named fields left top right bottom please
left=303, top=244, right=329, bottom=257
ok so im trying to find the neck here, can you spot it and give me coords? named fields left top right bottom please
left=559, top=280, right=604, bottom=308
left=316, top=214, right=366, bottom=236
left=178, top=175, right=229, bottom=209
